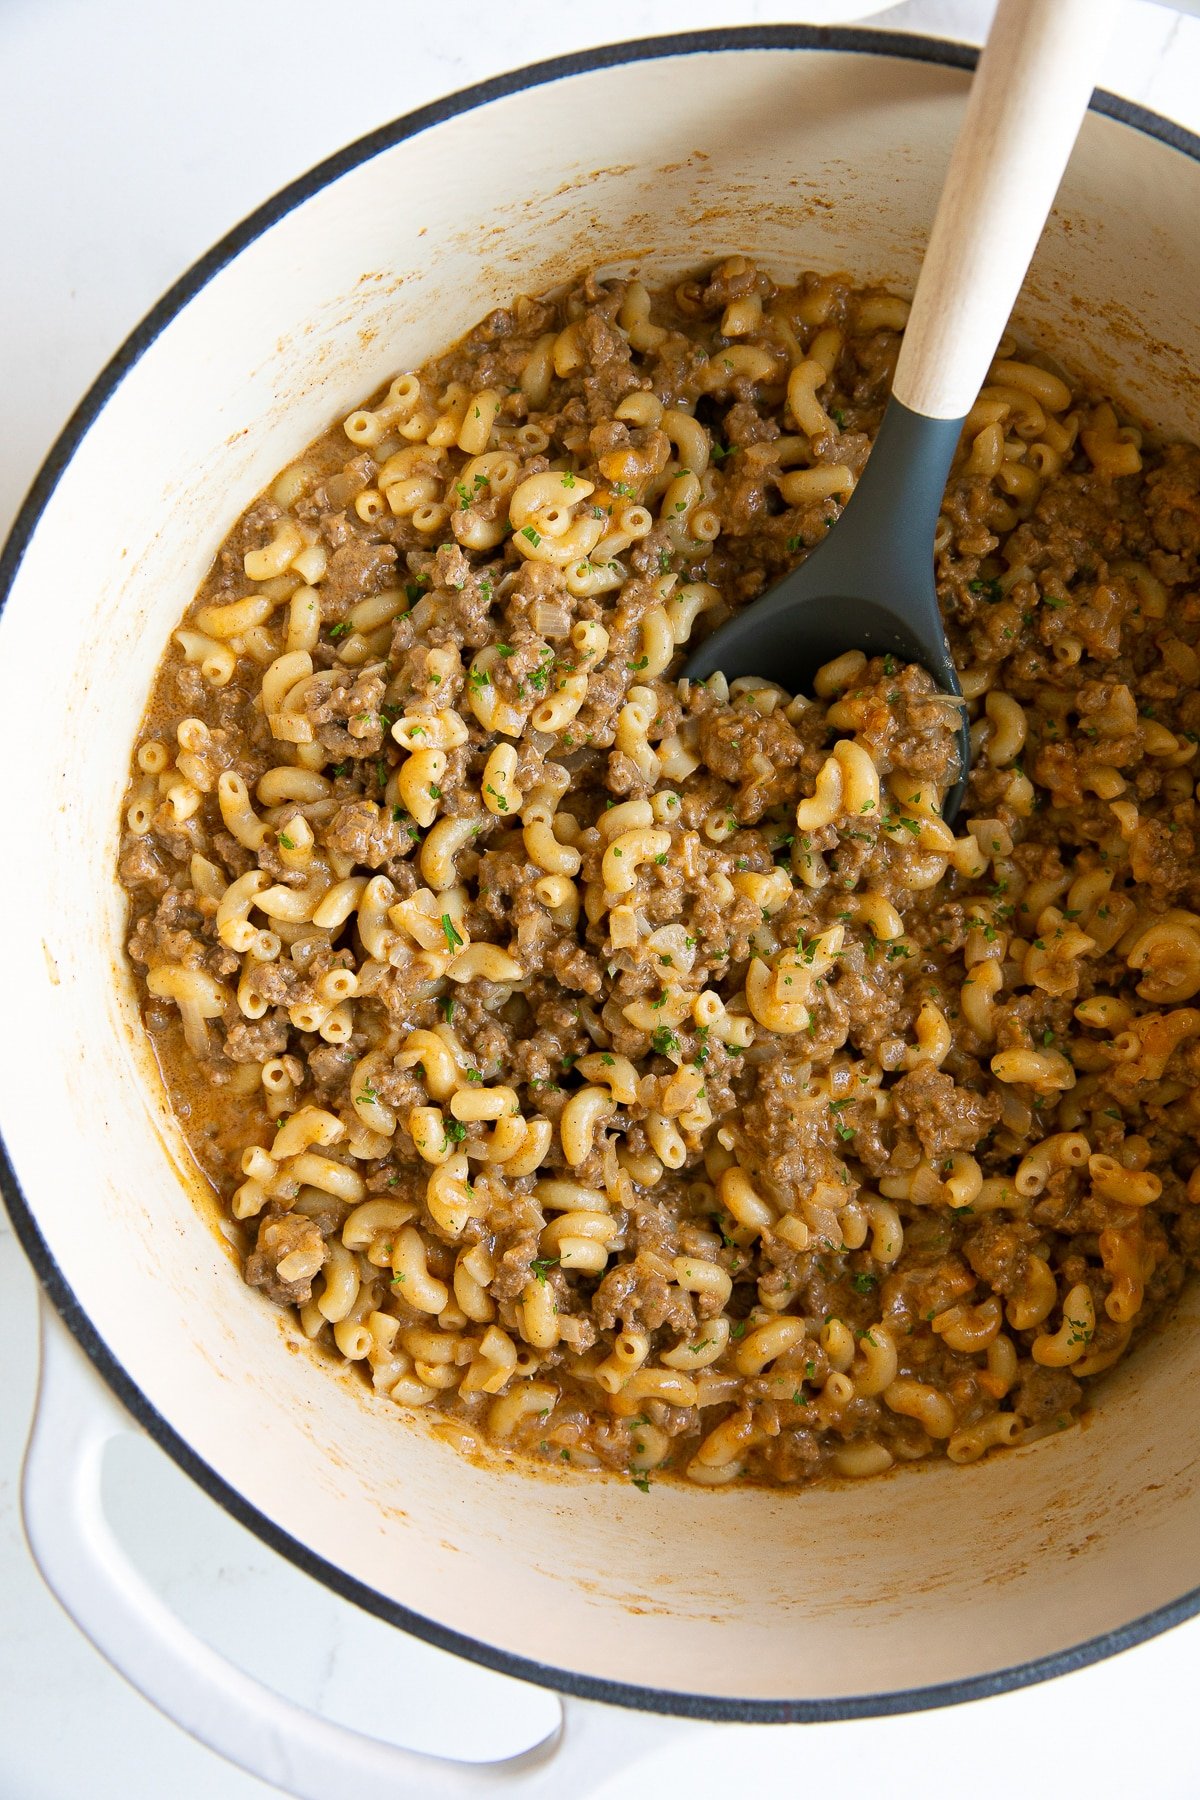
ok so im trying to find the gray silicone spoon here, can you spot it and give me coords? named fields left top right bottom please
left=681, top=0, right=1117, bottom=822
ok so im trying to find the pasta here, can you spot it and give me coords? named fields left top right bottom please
left=118, top=260, right=1200, bottom=1491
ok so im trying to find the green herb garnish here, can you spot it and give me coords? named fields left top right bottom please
left=440, top=914, right=464, bottom=952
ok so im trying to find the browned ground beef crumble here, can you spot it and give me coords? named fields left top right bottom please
left=119, top=262, right=1200, bottom=1488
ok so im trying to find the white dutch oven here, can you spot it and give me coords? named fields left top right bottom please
left=5, top=24, right=1200, bottom=1797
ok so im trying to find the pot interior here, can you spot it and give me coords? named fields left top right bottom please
left=4, top=35, right=1200, bottom=1711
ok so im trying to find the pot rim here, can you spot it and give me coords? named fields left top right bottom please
left=4, top=21, right=1200, bottom=1726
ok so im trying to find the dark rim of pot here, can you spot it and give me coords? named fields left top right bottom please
left=3, top=22, right=1200, bottom=1731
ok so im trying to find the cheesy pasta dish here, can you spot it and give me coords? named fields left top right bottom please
left=118, top=261, right=1200, bottom=1487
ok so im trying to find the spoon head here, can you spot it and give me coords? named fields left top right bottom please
left=679, top=396, right=970, bottom=821
left=680, top=564, right=970, bottom=824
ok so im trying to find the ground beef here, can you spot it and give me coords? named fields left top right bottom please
left=127, top=888, right=209, bottom=969
left=245, top=1214, right=326, bottom=1306
left=591, top=1256, right=697, bottom=1336
left=888, top=1065, right=1002, bottom=1160
left=323, top=799, right=410, bottom=867
left=224, top=1017, right=289, bottom=1063
left=1011, top=1364, right=1083, bottom=1425
left=118, top=837, right=169, bottom=894
left=298, top=669, right=387, bottom=759
left=963, top=1219, right=1040, bottom=1296
left=320, top=539, right=398, bottom=618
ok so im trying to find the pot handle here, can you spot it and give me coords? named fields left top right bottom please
left=22, top=1300, right=691, bottom=1799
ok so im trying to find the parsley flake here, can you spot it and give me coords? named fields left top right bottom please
left=440, top=914, right=464, bottom=952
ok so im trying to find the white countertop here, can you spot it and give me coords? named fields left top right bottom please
left=4, top=2, right=1200, bottom=1794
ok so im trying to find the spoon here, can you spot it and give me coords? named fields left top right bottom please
left=681, top=0, right=1119, bottom=821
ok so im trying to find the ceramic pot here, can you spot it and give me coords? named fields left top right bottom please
left=4, top=26, right=1200, bottom=1797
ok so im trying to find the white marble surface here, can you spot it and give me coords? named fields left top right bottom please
left=4, top=2, right=1200, bottom=1794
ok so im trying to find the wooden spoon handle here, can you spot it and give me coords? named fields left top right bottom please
left=892, top=0, right=1120, bottom=422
